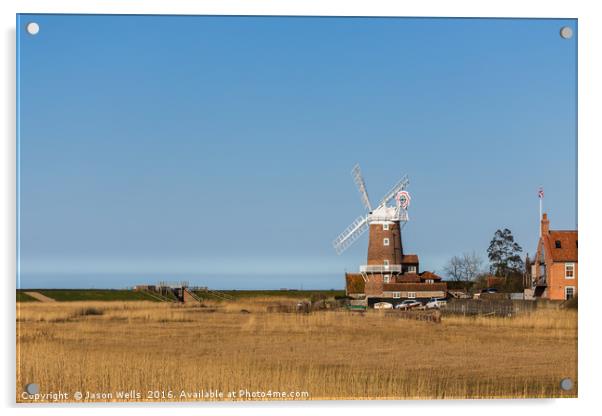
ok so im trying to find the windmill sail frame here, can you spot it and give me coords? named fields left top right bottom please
left=333, top=164, right=410, bottom=255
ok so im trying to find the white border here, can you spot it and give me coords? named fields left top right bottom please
left=2, top=1, right=601, bottom=415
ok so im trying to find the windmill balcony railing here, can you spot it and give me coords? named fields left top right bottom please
left=360, top=264, right=402, bottom=273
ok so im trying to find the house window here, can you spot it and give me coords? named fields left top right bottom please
left=384, top=275, right=390, bottom=283
left=383, top=238, right=390, bottom=246
left=408, top=265, right=417, bottom=274
left=383, top=223, right=389, bottom=230
left=555, top=240, right=561, bottom=248
left=393, top=292, right=400, bottom=299
left=407, top=292, right=416, bottom=299
left=565, top=263, right=575, bottom=279
left=565, top=286, right=575, bottom=300
left=425, top=279, right=434, bottom=284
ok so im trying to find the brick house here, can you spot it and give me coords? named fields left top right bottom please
left=345, top=221, right=446, bottom=305
left=532, top=213, right=578, bottom=300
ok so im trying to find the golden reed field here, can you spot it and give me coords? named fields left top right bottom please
left=16, top=298, right=577, bottom=402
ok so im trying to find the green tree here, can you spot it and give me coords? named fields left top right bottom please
left=487, top=228, right=524, bottom=278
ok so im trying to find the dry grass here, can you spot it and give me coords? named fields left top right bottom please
left=16, top=300, right=577, bottom=402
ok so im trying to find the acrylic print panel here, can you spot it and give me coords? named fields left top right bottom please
left=16, top=14, right=577, bottom=402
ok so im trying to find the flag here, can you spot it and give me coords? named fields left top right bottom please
left=538, top=187, right=544, bottom=199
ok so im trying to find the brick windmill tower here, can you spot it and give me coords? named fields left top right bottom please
left=333, top=164, right=417, bottom=301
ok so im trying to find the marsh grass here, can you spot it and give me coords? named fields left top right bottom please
left=16, top=300, right=577, bottom=402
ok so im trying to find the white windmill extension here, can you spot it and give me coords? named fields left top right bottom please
left=333, top=164, right=410, bottom=255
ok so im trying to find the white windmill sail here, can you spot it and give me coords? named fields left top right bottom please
left=377, top=175, right=409, bottom=208
left=351, top=164, right=372, bottom=212
left=332, top=215, right=369, bottom=255
left=333, top=164, right=410, bottom=255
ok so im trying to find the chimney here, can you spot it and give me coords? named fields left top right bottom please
left=541, top=213, right=550, bottom=236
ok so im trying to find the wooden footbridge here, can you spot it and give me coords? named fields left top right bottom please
left=134, top=281, right=233, bottom=304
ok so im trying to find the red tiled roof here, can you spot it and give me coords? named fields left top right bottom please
left=401, top=254, right=419, bottom=264
left=486, top=276, right=504, bottom=287
left=545, top=230, right=578, bottom=262
left=419, top=271, right=442, bottom=281
left=395, top=275, right=421, bottom=283
left=382, top=282, right=447, bottom=291
left=345, top=273, right=365, bottom=294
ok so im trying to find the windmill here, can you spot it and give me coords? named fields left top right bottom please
left=333, top=164, right=411, bottom=280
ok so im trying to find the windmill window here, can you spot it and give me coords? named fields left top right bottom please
left=383, top=238, right=390, bottom=246
left=383, top=260, right=390, bottom=267
left=384, top=275, right=390, bottom=283
left=555, top=240, right=562, bottom=248
left=383, top=223, right=389, bottom=230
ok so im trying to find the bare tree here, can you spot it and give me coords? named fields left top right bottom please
left=461, top=251, right=484, bottom=282
left=445, top=252, right=485, bottom=292
left=444, top=255, right=465, bottom=281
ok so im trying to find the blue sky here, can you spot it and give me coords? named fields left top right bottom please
left=17, top=15, right=577, bottom=289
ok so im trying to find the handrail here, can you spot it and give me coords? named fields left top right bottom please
left=141, top=289, right=176, bottom=303
left=184, top=288, right=203, bottom=303
left=207, top=289, right=234, bottom=300
left=360, top=264, right=402, bottom=273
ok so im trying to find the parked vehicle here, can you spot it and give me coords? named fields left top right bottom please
left=425, top=298, right=447, bottom=309
left=481, top=288, right=498, bottom=294
left=395, top=300, right=421, bottom=310
left=373, top=302, right=393, bottom=310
